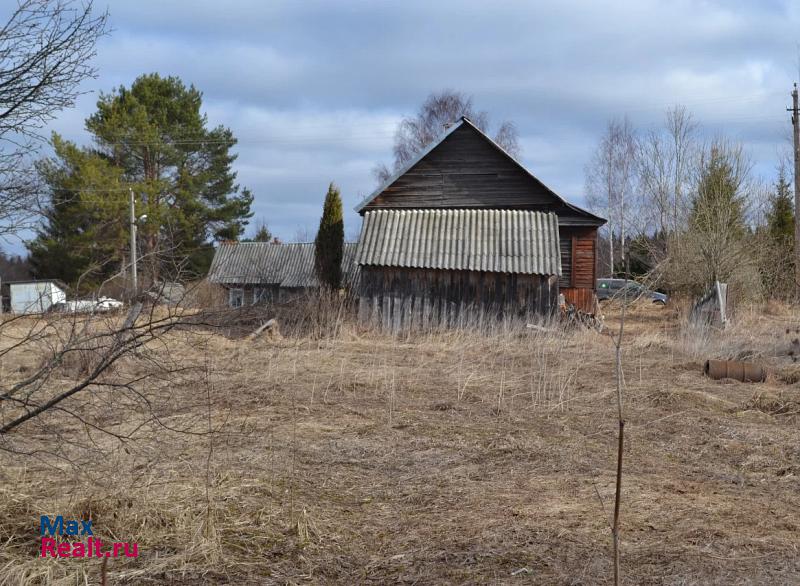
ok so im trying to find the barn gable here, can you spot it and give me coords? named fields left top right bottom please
left=355, top=117, right=604, bottom=227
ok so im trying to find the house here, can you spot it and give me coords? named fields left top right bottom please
left=353, top=116, right=606, bottom=329
left=207, top=241, right=359, bottom=307
left=2, top=280, right=67, bottom=314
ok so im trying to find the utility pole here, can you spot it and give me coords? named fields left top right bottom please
left=129, top=187, right=138, bottom=299
left=789, top=85, right=800, bottom=297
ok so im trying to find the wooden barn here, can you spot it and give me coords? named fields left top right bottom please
left=354, top=116, right=605, bottom=329
left=207, top=241, right=358, bottom=307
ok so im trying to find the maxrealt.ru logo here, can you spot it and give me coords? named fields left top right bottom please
left=39, top=516, right=138, bottom=558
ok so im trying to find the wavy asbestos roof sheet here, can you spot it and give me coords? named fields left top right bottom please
left=355, top=209, right=561, bottom=276
left=207, top=242, right=359, bottom=287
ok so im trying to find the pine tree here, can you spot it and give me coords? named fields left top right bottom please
left=29, top=74, right=254, bottom=286
left=767, top=167, right=794, bottom=246
left=686, top=142, right=749, bottom=286
left=240, top=220, right=272, bottom=243
left=252, top=221, right=273, bottom=242
left=690, top=145, right=746, bottom=237
left=88, top=74, right=253, bottom=277
left=314, top=183, right=344, bottom=290
left=28, top=135, right=127, bottom=288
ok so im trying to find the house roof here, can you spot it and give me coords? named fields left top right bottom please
left=354, top=122, right=463, bottom=214
left=4, top=279, right=68, bottom=291
left=354, top=116, right=605, bottom=226
left=356, top=209, right=561, bottom=276
left=207, top=242, right=359, bottom=287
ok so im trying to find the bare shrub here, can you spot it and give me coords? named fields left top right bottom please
left=280, top=289, right=353, bottom=338
left=181, top=279, right=228, bottom=309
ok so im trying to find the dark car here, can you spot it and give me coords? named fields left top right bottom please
left=596, top=278, right=668, bottom=305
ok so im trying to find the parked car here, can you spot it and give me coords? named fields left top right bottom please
left=596, top=278, right=668, bottom=305
left=51, top=296, right=124, bottom=314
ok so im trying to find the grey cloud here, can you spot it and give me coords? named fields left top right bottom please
left=18, top=0, right=799, bottom=249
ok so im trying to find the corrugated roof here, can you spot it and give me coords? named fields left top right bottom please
left=356, top=209, right=561, bottom=276
left=207, top=242, right=359, bottom=287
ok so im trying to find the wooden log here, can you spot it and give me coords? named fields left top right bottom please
left=247, top=318, right=278, bottom=340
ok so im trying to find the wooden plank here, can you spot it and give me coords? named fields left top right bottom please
left=358, top=296, right=369, bottom=324
left=363, top=125, right=597, bottom=227
left=570, top=236, right=577, bottom=288
left=392, top=296, right=402, bottom=334
left=382, top=295, right=391, bottom=332
left=371, top=293, right=379, bottom=326
left=401, top=295, right=412, bottom=332
left=357, top=266, right=561, bottom=330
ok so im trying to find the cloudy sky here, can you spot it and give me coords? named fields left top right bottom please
left=30, top=0, right=800, bottom=244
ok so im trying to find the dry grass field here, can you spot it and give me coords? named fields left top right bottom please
left=1, top=301, right=800, bottom=584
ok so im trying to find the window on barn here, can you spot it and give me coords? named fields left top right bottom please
left=229, top=288, right=244, bottom=308
left=252, top=287, right=272, bottom=305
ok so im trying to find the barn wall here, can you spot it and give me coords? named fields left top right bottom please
left=225, top=284, right=343, bottom=309
left=558, top=226, right=598, bottom=313
left=357, top=266, right=558, bottom=333
left=224, top=284, right=283, bottom=307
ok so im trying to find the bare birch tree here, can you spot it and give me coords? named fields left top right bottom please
left=0, top=0, right=108, bottom=238
left=637, top=128, right=672, bottom=235
left=666, top=106, right=698, bottom=232
left=585, top=117, right=639, bottom=276
left=639, top=106, right=699, bottom=236
left=373, top=90, right=521, bottom=183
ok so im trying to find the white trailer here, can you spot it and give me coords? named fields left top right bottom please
left=9, top=281, right=67, bottom=314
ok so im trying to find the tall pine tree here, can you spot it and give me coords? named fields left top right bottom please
left=314, top=183, right=344, bottom=290
left=29, top=135, right=127, bottom=288
left=30, top=74, right=253, bottom=286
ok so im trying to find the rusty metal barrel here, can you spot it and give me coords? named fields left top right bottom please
left=704, top=359, right=767, bottom=383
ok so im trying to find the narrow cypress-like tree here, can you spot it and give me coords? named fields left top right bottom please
left=314, top=183, right=344, bottom=290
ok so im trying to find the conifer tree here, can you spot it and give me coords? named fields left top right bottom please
left=767, top=167, right=794, bottom=246
left=690, top=145, right=746, bottom=237
left=686, top=141, right=749, bottom=286
left=252, top=221, right=273, bottom=243
left=28, top=135, right=127, bottom=288
left=314, top=183, right=344, bottom=290
left=29, top=74, right=253, bottom=286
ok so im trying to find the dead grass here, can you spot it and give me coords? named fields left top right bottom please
left=0, top=303, right=799, bottom=584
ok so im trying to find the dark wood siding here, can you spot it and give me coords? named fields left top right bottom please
left=227, top=284, right=313, bottom=307
left=365, top=125, right=578, bottom=215
left=357, top=266, right=558, bottom=332
left=558, top=226, right=598, bottom=313
left=561, top=288, right=598, bottom=314
left=574, top=235, right=595, bottom=288
left=559, top=234, right=573, bottom=288
left=559, top=227, right=597, bottom=287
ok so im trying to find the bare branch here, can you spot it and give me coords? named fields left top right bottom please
left=0, top=0, right=108, bottom=238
